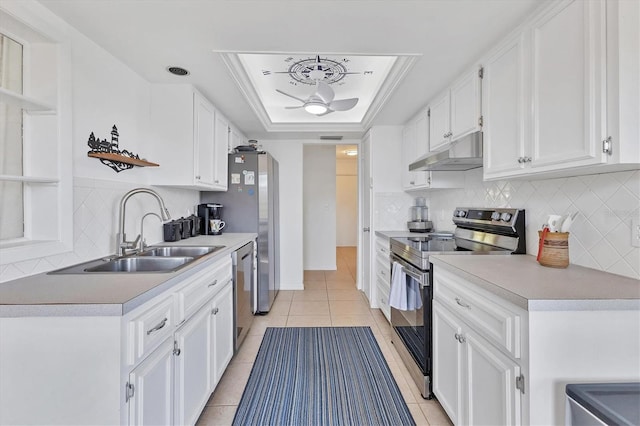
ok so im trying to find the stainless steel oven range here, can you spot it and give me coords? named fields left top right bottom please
left=389, top=207, right=526, bottom=399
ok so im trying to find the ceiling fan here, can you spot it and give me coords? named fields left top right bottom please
left=276, top=80, right=359, bottom=116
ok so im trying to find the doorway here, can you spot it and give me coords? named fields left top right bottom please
left=301, top=143, right=359, bottom=286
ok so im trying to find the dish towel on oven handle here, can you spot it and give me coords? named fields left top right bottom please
left=389, top=262, right=423, bottom=310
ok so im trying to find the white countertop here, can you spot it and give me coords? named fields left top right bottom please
left=0, top=234, right=256, bottom=317
left=430, top=254, right=640, bottom=311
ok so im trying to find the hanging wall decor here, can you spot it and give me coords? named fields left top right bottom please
left=87, top=125, right=159, bottom=172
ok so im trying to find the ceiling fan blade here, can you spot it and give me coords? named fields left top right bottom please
left=284, top=105, right=304, bottom=109
left=276, top=89, right=306, bottom=103
left=315, top=80, right=335, bottom=104
left=329, top=97, right=358, bottom=111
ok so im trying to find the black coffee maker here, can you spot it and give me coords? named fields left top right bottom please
left=197, top=203, right=224, bottom=235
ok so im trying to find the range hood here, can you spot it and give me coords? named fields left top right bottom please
left=409, top=131, right=483, bottom=171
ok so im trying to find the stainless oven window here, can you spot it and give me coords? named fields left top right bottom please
left=390, top=254, right=429, bottom=374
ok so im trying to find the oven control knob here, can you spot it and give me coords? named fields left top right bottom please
left=490, top=212, right=501, bottom=221
left=456, top=210, right=466, bottom=218
left=500, top=212, right=512, bottom=222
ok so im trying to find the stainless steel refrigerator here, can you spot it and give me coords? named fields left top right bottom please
left=201, top=152, right=279, bottom=313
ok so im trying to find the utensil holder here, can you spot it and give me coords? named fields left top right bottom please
left=538, top=231, right=569, bottom=268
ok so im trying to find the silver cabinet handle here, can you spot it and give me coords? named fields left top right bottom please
left=455, top=297, right=471, bottom=309
left=146, top=317, right=168, bottom=335
left=517, top=157, right=523, bottom=164
left=409, top=181, right=415, bottom=185
left=208, top=279, right=218, bottom=288
left=363, top=227, right=370, bottom=232
left=454, top=333, right=461, bottom=342
left=454, top=333, right=466, bottom=343
left=211, top=307, right=219, bottom=315
left=195, top=175, right=201, bottom=180
left=443, top=133, right=449, bottom=139
left=523, top=157, right=532, bottom=163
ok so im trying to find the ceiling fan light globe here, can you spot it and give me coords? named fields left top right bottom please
left=304, top=102, right=328, bottom=115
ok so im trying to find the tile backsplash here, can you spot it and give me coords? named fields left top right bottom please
left=0, top=177, right=200, bottom=283
left=426, top=169, right=640, bottom=279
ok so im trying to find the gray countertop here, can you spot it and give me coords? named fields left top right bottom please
left=375, top=230, right=429, bottom=238
left=0, top=234, right=256, bottom=317
left=430, top=254, right=640, bottom=311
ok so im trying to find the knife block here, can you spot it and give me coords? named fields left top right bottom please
left=538, top=231, right=569, bottom=268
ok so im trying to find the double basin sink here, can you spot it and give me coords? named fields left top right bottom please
left=49, top=246, right=225, bottom=274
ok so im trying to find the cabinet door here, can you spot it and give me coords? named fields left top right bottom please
left=174, top=304, right=212, bottom=426
left=211, top=283, right=234, bottom=389
left=450, top=69, right=482, bottom=140
left=128, top=338, right=174, bottom=426
left=414, top=111, right=430, bottom=158
left=429, top=91, right=451, bottom=152
left=483, top=33, right=529, bottom=178
left=531, top=0, right=607, bottom=169
left=213, top=112, right=229, bottom=190
left=402, top=122, right=427, bottom=189
left=194, top=92, right=216, bottom=186
left=433, top=301, right=464, bottom=425
left=464, top=329, right=521, bottom=426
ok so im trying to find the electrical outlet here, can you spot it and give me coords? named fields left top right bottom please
left=632, top=217, right=640, bottom=248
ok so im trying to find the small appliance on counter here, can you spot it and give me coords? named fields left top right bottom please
left=197, top=203, right=225, bottom=235
left=408, top=197, right=433, bottom=233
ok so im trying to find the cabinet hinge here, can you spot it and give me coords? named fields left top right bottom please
left=602, top=136, right=612, bottom=155
left=478, top=67, right=484, bottom=79
left=478, top=116, right=483, bottom=127
left=427, top=109, right=431, bottom=117
left=515, top=374, right=525, bottom=394
left=227, top=126, right=231, bottom=134
left=125, top=382, right=135, bottom=403
left=173, top=340, right=181, bottom=356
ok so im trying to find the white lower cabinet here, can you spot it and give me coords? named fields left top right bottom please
left=210, top=282, right=234, bottom=387
left=174, top=303, right=213, bottom=426
left=433, top=300, right=522, bottom=426
left=128, top=338, right=174, bottom=426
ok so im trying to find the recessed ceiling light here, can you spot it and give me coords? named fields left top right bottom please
left=344, top=149, right=358, bottom=156
left=166, top=66, right=190, bottom=76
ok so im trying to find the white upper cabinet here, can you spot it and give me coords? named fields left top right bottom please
left=429, top=68, right=482, bottom=153
left=530, top=0, right=606, bottom=169
left=482, top=33, right=529, bottom=178
left=482, top=0, right=640, bottom=180
left=402, top=110, right=428, bottom=189
left=429, top=92, right=451, bottom=152
left=213, top=111, right=230, bottom=189
left=149, top=84, right=228, bottom=190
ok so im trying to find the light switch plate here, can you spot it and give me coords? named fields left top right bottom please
left=632, top=217, right=640, bottom=248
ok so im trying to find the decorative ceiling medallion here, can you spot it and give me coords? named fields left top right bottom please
left=263, top=55, right=360, bottom=86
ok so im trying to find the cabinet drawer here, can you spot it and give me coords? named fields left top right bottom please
left=376, top=276, right=391, bottom=322
left=177, top=256, right=232, bottom=322
left=375, top=255, right=390, bottom=283
left=128, top=296, right=174, bottom=365
left=433, top=268, right=522, bottom=358
left=375, top=237, right=391, bottom=259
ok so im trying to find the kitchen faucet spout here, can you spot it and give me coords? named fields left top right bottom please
left=117, top=188, right=171, bottom=256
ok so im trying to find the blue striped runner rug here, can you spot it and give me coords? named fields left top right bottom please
left=232, top=327, right=415, bottom=426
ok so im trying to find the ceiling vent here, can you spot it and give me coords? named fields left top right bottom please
left=320, top=136, right=343, bottom=141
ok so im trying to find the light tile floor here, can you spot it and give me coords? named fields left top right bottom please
left=197, top=246, right=452, bottom=425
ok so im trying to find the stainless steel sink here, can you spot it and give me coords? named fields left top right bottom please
left=84, top=256, right=193, bottom=273
left=138, top=246, right=223, bottom=258
left=48, top=245, right=226, bottom=274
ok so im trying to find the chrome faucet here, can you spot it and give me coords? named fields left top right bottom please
left=139, top=212, right=162, bottom=252
left=116, top=188, right=171, bottom=256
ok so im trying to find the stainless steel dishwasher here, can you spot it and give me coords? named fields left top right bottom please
left=232, top=241, right=254, bottom=351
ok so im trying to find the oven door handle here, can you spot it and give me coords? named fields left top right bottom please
left=391, top=254, right=426, bottom=285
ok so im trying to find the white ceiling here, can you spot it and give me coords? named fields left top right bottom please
left=37, top=0, right=542, bottom=141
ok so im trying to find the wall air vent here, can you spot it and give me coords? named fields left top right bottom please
left=320, top=136, right=343, bottom=141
